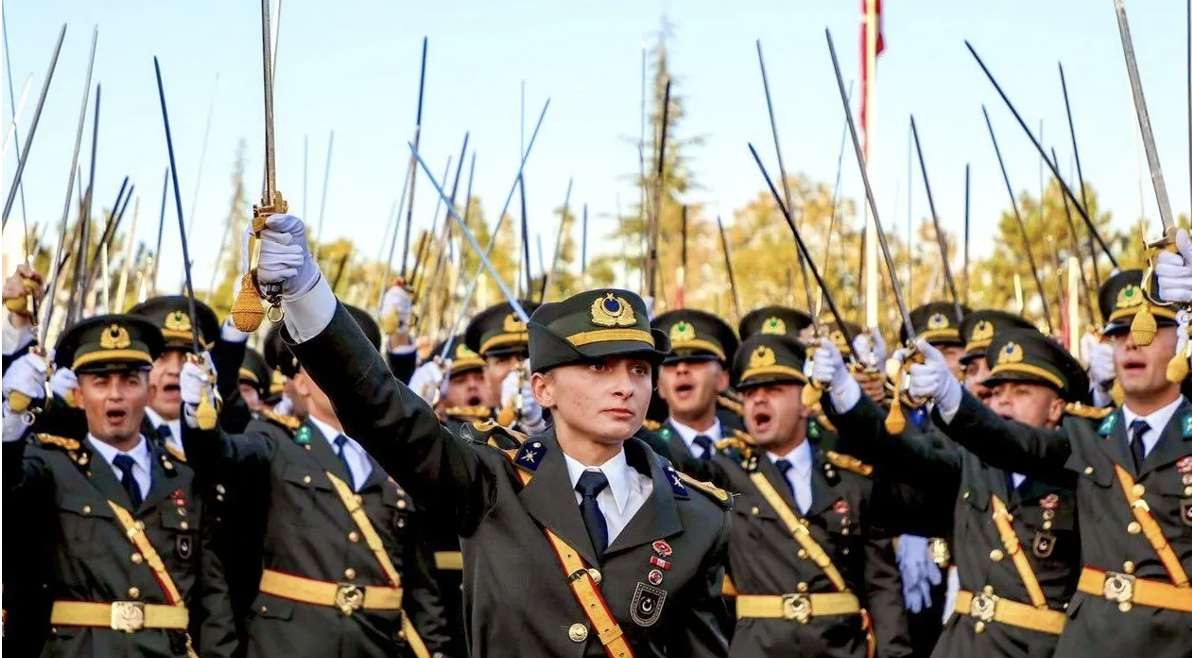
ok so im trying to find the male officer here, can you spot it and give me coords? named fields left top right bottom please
left=3, top=315, right=236, bottom=658
left=957, top=311, right=1038, bottom=405
left=817, top=327, right=1087, bottom=658
left=237, top=348, right=275, bottom=413
left=711, top=331, right=911, bottom=658
left=463, top=299, right=540, bottom=407
left=902, top=268, right=1191, bottom=658
left=254, top=211, right=733, bottom=657
left=180, top=303, right=454, bottom=658
left=407, top=336, right=494, bottom=432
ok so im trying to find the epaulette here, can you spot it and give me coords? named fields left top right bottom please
left=816, top=414, right=838, bottom=434
left=36, top=434, right=80, bottom=452
left=717, top=394, right=743, bottom=417
left=260, top=409, right=302, bottom=432
left=825, top=450, right=874, bottom=477
left=641, top=419, right=662, bottom=432
left=715, top=428, right=756, bottom=453
left=676, top=470, right=732, bottom=508
left=444, top=406, right=494, bottom=421
left=1064, top=402, right=1113, bottom=420
left=461, top=419, right=529, bottom=449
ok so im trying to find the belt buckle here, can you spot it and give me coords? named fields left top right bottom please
left=781, top=594, right=812, bottom=624
left=1103, top=572, right=1136, bottom=604
left=335, top=583, right=365, bottom=616
left=969, top=592, right=998, bottom=623
left=110, top=601, right=146, bottom=633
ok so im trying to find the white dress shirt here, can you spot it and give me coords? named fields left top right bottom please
left=1122, top=395, right=1184, bottom=459
left=564, top=448, right=653, bottom=545
left=143, top=407, right=183, bottom=456
left=88, top=434, right=152, bottom=500
left=768, top=440, right=814, bottom=514
left=668, top=417, right=722, bottom=460
left=308, top=414, right=373, bottom=491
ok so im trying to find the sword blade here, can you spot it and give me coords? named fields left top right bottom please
left=260, top=0, right=277, bottom=199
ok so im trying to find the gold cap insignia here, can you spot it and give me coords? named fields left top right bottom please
left=669, top=321, right=696, bottom=343
left=503, top=313, right=526, bottom=333
left=970, top=320, right=994, bottom=344
left=997, top=341, right=1024, bottom=365
left=100, top=324, right=132, bottom=350
left=927, top=313, right=950, bottom=330
left=590, top=293, right=636, bottom=328
left=761, top=317, right=786, bottom=336
left=164, top=310, right=192, bottom=333
left=1116, top=284, right=1144, bottom=310
left=270, top=369, right=286, bottom=391
left=749, top=345, right=777, bottom=370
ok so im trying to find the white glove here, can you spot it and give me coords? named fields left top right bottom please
left=3, top=352, right=47, bottom=408
left=50, top=366, right=77, bottom=400
left=273, top=394, right=294, bottom=416
left=852, top=327, right=887, bottom=368
left=381, top=285, right=413, bottom=329
left=408, top=360, right=448, bottom=405
left=220, top=316, right=250, bottom=344
left=241, top=213, right=321, bottom=299
left=502, top=368, right=546, bottom=434
left=1087, top=341, right=1115, bottom=390
left=180, top=353, right=218, bottom=429
left=813, top=338, right=861, bottom=412
left=1177, top=310, right=1191, bottom=359
left=1155, top=228, right=1192, bottom=303
left=908, top=339, right=961, bottom=417
left=897, top=535, right=942, bottom=614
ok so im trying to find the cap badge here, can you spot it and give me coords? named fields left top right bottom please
left=749, top=345, right=777, bottom=369
left=669, top=321, right=696, bottom=343
left=997, top=341, right=1024, bottom=365
left=1116, top=284, right=1144, bottom=310
left=928, top=313, right=950, bottom=330
left=761, top=317, right=786, bottom=336
left=503, top=313, right=526, bottom=333
left=100, top=324, right=132, bottom=350
left=165, top=311, right=192, bottom=332
left=970, top=320, right=994, bottom=344
left=590, top=292, right=636, bottom=328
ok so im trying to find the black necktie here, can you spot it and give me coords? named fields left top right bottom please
left=333, top=435, right=355, bottom=490
left=576, top=471, right=610, bottom=559
left=774, top=459, right=797, bottom=498
left=692, top=434, right=714, bottom=460
left=113, top=454, right=143, bottom=509
left=1129, top=419, right=1150, bottom=472
left=157, top=424, right=172, bottom=441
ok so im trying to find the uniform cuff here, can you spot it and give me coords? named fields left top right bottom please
left=3, top=319, right=33, bottom=356
left=221, top=317, right=250, bottom=344
left=829, top=377, right=862, bottom=414
left=389, top=343, right=418, bottom=356
left=282, top=276, right=336, bottom=343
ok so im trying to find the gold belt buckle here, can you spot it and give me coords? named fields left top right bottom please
left=969, top=592, right=998, bottom=623
left=781, top=594, right=812, bottom=624
left=1103, top=572, right=1136, bottom=604
left=335, top=583, right=365, bottom=616
left=110, top=601, right=146, bottom=632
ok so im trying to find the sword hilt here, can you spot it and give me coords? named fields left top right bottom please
left=231, top=191, right=288, bottom=332
left=1132, top=226, right=1182, bottom=347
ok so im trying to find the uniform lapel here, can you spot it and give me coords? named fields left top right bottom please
left=84, top=440, right=136, bottom=511
left=754, top=450, right=802, bottom=515
left=517, top=430, right=602, bottom=567
left=1138, top=399, right=1192, bottom=478
left=805, top=449, right=837, bottom=518
left=357, top=453, right=390, bottom=493
left=604, top=438, right=682, bottom=557
left=664, top=420, right=695, bottom=465
left=140, top=444, right=178, bottom=514
left=1097, top=409, right=1135, bottom=477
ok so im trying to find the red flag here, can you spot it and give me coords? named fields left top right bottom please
left=860, top=0, right=886, bottom=154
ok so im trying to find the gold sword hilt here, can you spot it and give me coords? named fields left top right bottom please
left=231, top=190, right=288, bottom=332
left=884, top=345, right=926, bottom=436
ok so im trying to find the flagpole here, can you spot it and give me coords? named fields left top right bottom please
left=863, top=0, right=880, bottom=329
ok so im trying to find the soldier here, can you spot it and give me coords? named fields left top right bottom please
left=646, top=309, right=741, bottom=469
left=236, top=348, right=275, bottom=413
left=179, top=302, right=455, bottom=658
left=710, top=331, right=911, bottom=658
left=2, top=315, right=236, bottom=658
left=257, top=212, right=733, bottom=656
left=957, top=311, right=1038, bottom=405
left=816, top=326, right=1088, bottom=657
left=407, top=336, right=495, bottom=433
left=463, top=299, right=540, bottom=409
left=901, top=268, right=1191, bottom=658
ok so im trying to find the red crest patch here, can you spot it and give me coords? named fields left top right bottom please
left=1040, top=494, right=1060, bottom=510
left=652, top=540, right=673, bottom=558
left=649, top=556, right=671, bottom=571
left=834, top=500, right=850, bottom=515
left=1177, top=457, right=1192, bottom=474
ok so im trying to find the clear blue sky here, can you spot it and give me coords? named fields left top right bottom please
left=3, top=0, right=1188, bottom=296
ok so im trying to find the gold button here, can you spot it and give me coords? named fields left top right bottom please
left=135, top=520, right=146, bottom=531
left=180, top=521, right=189, bottom=531
left=796, top=582, right=809, bottom=593
left=259, top=606, right=268, bottom=614
left=128, top=587, right=140, bottom=600
left=1042, top=510, right=1055, bottom=520
left=751, top=506, right=760, bottom=516
left=1185, top=486, right=1192, bottom=497
left=1128, top=521, right=1142, bottom=535
left=983, top=585, right=994, bottom=594
left=841, top=517, right=850, bottom=526
left=348, top=531, right=360, bottom=543
left=82, top=505, right=91, bottom=515
left=1042, top=521, right=1053, bottom=530
left=974, top=621, right=986, bottom=634
left=841, top=528, right=850, bottom=535
left=962, top=491, right=970, bottom=500
left=398, top=630, right=406, bottom=640
left=216, top=495, right=224, bottom=502
left=302, top=475, right=312, bottom=485
left=177, top=508, right=187, bottom=517
left=344, top=568, right=356, bottom=580
left=989, top=549, right=1004, bottom=562
left=1132, top=484, right=1145, bottom=497
left=798, top=549, right=809, bottom=559
left=397, top=499, right=407, bottom=510
left=1118, top=602, right=1132, bottom=613
left=568, top=623, right=588, bottom=642
left=216, top=484, right=226, bottom=494
left=162, top=461, right=173, bottom=470
left=1123, top=561, right=1136, bottom=574
left=588, top=568, right=602, bottom=584
left=131, top=553, right=144, bottom=565
left=1084, top=466, right=1094, bottom=475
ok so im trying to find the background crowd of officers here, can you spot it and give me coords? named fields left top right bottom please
left=2, top=212, right=1191, bottom=658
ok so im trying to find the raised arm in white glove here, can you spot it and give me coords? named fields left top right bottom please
left=408, top=360, right=448, bottom=406
left=1155, top=228, right=1192, bottom=303
left=501, top=368, right=547, bottom=435
left=180, top=353, right=218, bottom=429
left=907, top=339, right=962, bottom=421
left=3, top=352, right=47, bottom=409
left=50, top=366, right=77, bottom=400
left=242, top=214, right=332, bottom=342
left=812, top=338, right=862, bottom=412
left=851, top=327, right=887, bottom=368
left=380, top=285, right=413, bottom=329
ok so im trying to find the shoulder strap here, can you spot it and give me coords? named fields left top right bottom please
left=989, top=495, right=1047, bottom=608
left=1112, top=465, right=1190, bottom=587
left=748, top=472, right=847, bottom=591
left=503, top=454, right=636, bottom=658
left=108, top=502, right=199, bottom=658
